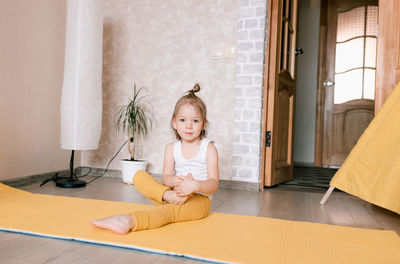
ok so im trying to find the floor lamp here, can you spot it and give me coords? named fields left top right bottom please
left=58, top=0, right=103, bottom=188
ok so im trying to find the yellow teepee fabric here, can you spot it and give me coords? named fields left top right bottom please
left=330, top=82, right=400, bottom=214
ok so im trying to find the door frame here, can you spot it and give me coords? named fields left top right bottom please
left=314, top=0, right=328, bottom=167
left=259, top=0, right=273, bottom=189
left=375, top=0, right=400, bottom=113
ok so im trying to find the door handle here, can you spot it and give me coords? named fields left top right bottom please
left=323, top=81, right=335, bottom=87
left=295, top=48, right=304, bottom=56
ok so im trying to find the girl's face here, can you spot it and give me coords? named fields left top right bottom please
left=172, top=104, right=205, bottom=143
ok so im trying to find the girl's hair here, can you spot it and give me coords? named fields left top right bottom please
left=171, top=83, right=208, bottom=140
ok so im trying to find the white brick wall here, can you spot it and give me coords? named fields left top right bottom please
left=232, top=0, right=267, bottom=183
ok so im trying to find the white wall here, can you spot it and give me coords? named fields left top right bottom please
left=0, top=0, right=70, bottom=180
left=293, top=0, right=321, bottom=165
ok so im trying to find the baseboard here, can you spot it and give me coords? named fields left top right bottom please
left=1, top=170, right=69, bottom=188
left=85, top=169, right=260, bottom=192
left=2, top=168, right=260, bottom=192
left=150, top=173, right=260, bottom=192
left=90, top=168, right=122, bottom=178
left=218, top=179, right=260, bottom=192
left=293, top=162, right=315, bottom=167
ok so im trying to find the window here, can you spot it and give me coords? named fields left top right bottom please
left=334, top=5, right=378, bottom=104
left=280, top=0, right=295, bottom=75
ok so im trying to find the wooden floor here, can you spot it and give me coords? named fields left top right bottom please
left=1, top=176, right=399, bottom=264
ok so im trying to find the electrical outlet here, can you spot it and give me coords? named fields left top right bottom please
left=223, top=46, right=236, bottom=58
left=209, top=46, right=237, bottom=59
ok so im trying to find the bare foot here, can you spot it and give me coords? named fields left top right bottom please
left=91, top=214, right=135, bottom=235
left=163, top=190, right=189, bottom=205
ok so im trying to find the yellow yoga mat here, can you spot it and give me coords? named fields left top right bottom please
left=0, top=183, right=399, bottom=264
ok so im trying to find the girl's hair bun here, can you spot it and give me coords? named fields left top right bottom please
left=192, top=83, right=201, bottom=93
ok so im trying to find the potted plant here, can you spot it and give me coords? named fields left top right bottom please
left=116, top=84, right=153, bottom=184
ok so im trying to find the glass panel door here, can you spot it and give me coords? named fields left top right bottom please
left=334, top=5, right=378, bottom=104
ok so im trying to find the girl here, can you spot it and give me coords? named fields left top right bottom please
left=91, top=84, right=219, bottom=234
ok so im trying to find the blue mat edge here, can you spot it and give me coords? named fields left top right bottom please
left=0, top=227, right=230, bottom=264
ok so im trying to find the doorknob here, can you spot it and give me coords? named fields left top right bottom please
left=323, top=81, right=335, bottom=86
left=295, top=48, right=304, bottom=56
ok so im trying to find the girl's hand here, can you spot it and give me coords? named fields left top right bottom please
left=171, top=176, right=184, bottom=188
left=174, top=173, right=198, bottom=197
left=163, top=190, right=189, bottom=205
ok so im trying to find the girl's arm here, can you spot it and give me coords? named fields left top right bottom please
left=175, top=143, right=219, bottom=196
left=161, top=143, right=181, bottom=188
left=198, top=143, right=219, bottom=193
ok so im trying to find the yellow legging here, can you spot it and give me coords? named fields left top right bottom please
left=130, top=170, right=211, bottom=231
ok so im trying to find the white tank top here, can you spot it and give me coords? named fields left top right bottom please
left=173, top=138, right=211, bottom=181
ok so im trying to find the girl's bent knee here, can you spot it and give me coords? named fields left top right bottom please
left=132, top=170, right=147, bottom=183
left=190, top=195, right=211, bottom=219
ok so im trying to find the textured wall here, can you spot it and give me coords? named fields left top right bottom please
left=82, top=0, right=239, bottom=180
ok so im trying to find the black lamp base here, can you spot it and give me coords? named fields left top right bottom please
left=56, top=178, right=87, bottom=188
left=54, top=150, right=87, bottom=188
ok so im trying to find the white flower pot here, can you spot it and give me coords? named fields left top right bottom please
left=120, top=159, right=147, bottom=184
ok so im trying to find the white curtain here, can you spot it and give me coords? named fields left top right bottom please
left=61, top=0, right=103, bottom=150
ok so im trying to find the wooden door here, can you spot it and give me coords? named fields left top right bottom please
left=262, top=0, right=298, bottom=187
left=317, top=0, right=377, bottom=167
